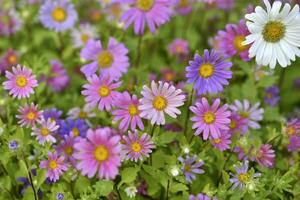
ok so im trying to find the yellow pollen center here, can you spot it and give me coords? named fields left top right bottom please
left=65, top=146, right=73, bottom=155
left=152, top=96, right=167, bottom=111
left=94, top=145, right=109, bottom=162
left=16, top=76, right=28, bottom=87
left=238, top=173, right=250, bottom=183
left=40, top=128, right=49, bottom=136
left=257, top=71, right=265, bottom=79
left=48, top=160, right=58, bottom=170
left=199, top=63, right=214, bottom=78
left=51, top=7, right=67, bottom=22
left=229, top=120, right=236, bottom=129
left=26, top=112, right=36, bottom=120
left=165, top=73, right=174, bottom=81
left=175, top=45, right=183, bottom=53
left=257, top=151, right=263, bottom=158
left=98, top=51, right=114, bottom=68
left=203, top=112, right=215, bottom=124
left=128, top=104, right=138, bottom=116
left=136, top=0, right=154, bottom=11
left=80, top=34, right=89, bottom=44
left=98, top=86, right=110, bottom=97
left=233, top=35, right=247, bottom=52
left=214, top=138, right=221, bottom=144
left=287, top=127, right=294, bottom=135
left=7, top=54, right=17, bottom=64
left=72, top=128, right=80, bottom=137
left=78, top=111, right=87, bottom=119
left=184, top=164, right=191, bottom=172
left=262, top=21, right=285, bottom=43
left=131, top=142, right=142, bottom=152
left=179, top=0, right=189, bottom=7
left=240, top=111, right=249, bottom=118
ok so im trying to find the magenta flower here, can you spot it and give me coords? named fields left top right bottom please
left=285, top=119, right=300, bottom=137
left=39, top=151, right=68, bottom=182
left=0, top=49, right=20, bottom=74
left=288, top=136, right=300, bottom=152
left=73, top=128, right=121, bottom=180
left=56, top=134, right=79, bottom=166
left=112, top=92, right=144, bottom=132
left=80, top=38, right=129, bottom=79
left=216, top=20, right=250, bottom=61
left=16, top=103, right=43, bottom=128
left=255, top=144, right=275, bottom=168
left=139, top=81, right=185, bottom=125
left=210, top=131, right=231, bottom=151
left=81, top=75, right=121, bottom=111
left=32, top=119, right=59, bottom=145
left=190, top=98, right=231, bottom=140
left=121, top=130, right=155, bottom=162
left=227, top=112, right=248, bottom=135
left=3, top=65, right=38, bottom=99
left=168, top=39, right=189, bottom=57
left=120, top=0, right=172, bottom=35
left=173, top=0, right=193, bottom=15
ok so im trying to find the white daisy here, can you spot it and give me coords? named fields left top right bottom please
left=71, top=23, right=97, bottom=48
left=243, top=0, right=300, bottom=68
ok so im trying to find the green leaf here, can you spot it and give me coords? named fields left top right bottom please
left=257, top=75, right=278, bottom=88
left=93, top=180, right=114, bottom=196
left=170, top=182, right=188, bottom=193
left=142, top=165, right=169, bottom=188
left=118, top=167, right=139, bottom=188
left=156, top=132, right=177, bottom=147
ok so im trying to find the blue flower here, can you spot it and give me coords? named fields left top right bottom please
left=58, top=118, right=89, bottom=138
left=43, top=107, right=63, bottom=122
left=178, top=155, right=205, bottom=183
left=8, top=140, right=19, bottom=150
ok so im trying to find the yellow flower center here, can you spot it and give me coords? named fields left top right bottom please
left=131, top=142, right=142, bottom=152
left=199, top=63, right=214, bottom=78
left=238, top=173, right=250, bottom=183
left=78, top=111, right=87, bottom=119
left=110, top=4, right=122, bottom=17
left=98, top=51, right=114, bottom=68
left=136, top=0, right=154, bottom=11
left=65, top=146, right=73, bottom=155
left=128, top=104, right=138, bottom=116
left=16, top=76, right=28, bottom=87
left=164, top=72, right=174, bottom=81
left=257, top=151, right=263, bottom=158
left=80, top=34, right=89, bottom=44
left=94, top=145, right=109, bottom=162
left=48, top=160, right=58, bottom=170
left=184, top=164, right=191, bottom=172
left=7, top=54, right=17, bottom=64
left=152, top=96, right=167, bottom=111
left=229, top=120, right=236, bottom=129
left=98, top=86, right=110, bottom=97
left=175, top=45, right=184, bottom=53
left=26, top=111, right=36, bottom=120
left=72, top=128, right=80, bottom=137
left=179, top=0, right=189, bottom=7
left=203, top=112, right=215, bottom=124
left=240, top=111, right=249, bottom=118
left=51, top=7, right=67, bottom=22
left=214, top=138, right=221, bottom=144
left=262, top=21, right=285, bottom=43
left=40, top=128, right=49, bottom=136
left=233, top=35, right=247, bottom=52
left=256, top=70, right=265, bottom=79
left=286, top=127, right=295, bottom=135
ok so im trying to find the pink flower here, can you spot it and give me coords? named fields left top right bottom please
left=16, top=103, right=43, bottom=128
left=73, top=128, right=121, bottom=180
left=210, top=131, right=231, bottom=151
left=121, top=130, right=155, bottom=162
left=139, top=81, right=185, bottom=125
left=81, top=75, right=121, bottom=111
left=168, top=39, right=189, bottom=57
left=39, top=152, right=68, bottom=182
left=256, top=144, right=275, bottom=168
left=32, top=119, right=59, bottom=145
left=3, top=65, right=38, bottom=99
left=56, top=134, right=79, bottom=166
left=190, top=98, right=231, bottom=140
left=112, top=92, right=144, bottom=132
left=227, top=112, right=248, bottom=135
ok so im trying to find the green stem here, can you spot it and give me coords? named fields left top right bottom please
left=134, top=35, right=143, bottom=84
left=166, top=179, right=170, bottom=200
left=183, top=88, right=194, bottom=140
left=279, top=68, right=286, bottom=113
left=24, top=158, right=38, bottom=200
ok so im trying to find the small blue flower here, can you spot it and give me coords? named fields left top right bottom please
left=56, top=193, right=64, bottom=200
left=58, top=118, right=89, bottom=138
left=8, top=140, right=19, bottom=150
left=178, top=155, right=205, bottom=183
left=43, top=108, right=63, bottom=122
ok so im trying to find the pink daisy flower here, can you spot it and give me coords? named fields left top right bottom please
left=210, top=131, right=231, bottom=151
left=255, top=144, right=275, bottom=168
left=56, top=134, right=79, bottom=166
left=121, top=130, right=155, bottom=162
left=227, top=112, right=248, bottom=135
left=120, top=0, right=172, bottom=35
left=112, top=92, right=144, bottom=132
left=73, top=128, right=121, bottom=180
left=32, top=119, right=59, bottom=145
left=168, top=38, right=189, bottom=57
left=216, top=19, right=250, bottom=61
left=285, top=119, right=300, bottom=137
left=39, top=151, right=68, bottom=182
left=81, top=75, right=121, bottom=111
left=190, top=98, right=231, bottom=140
left=80, top=38, right=129, bottom=79
left=2, top=65, right=38, bottom=99
left=139, top=81, right=185, bottom=125
left=16, top=103, right=43, bottom=128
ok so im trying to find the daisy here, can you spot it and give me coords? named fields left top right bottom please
left=56, top=134, right=79, bottom=166
left=227, top=112, right=248, bottom=135
left=243, top=0, right=300, bottom=68
left=139, top=81, right=185, bottom=125
left=32, top=119, right=59, bottom=145
left=288, top=136, right=300, bottom=152
left=71, top=23, right=97, bottom=48
left=39, top=0, right=78, bottom=32
left=178, top=155, right=205, bottom=183
left=216, top=20, right=250, bottom=61
left=186, top=49, right=232, bottom=95
left=255, top=144, right=275, bottom=168
left=112, top=92, right=144, bottom=132
left=285, top=118, right=300, bottom=137
left=264, top=86, right=280, bottom=107
left=229, top=99, right=264, bottom=130
left=173, top=0, right=194, bottom=15
left=73, top=128, right=121, bottom=180
left=190, top=98, right=231, bottom=140
left=80, top=38, right=129, bottom=79
left=16, top=103, right=43, bottom=128
left=0, top=49, right=20, bottom=74
left=67, top=104, right=96, bottom=120
left=0, top=9, right=22, bottom=36
left=210, top=131, right=231, bottom=151
left=3, top=65, right=38, bottom=99
left=168, top=39, right=189, bottom=57
left=104, top=2, right=129, bottom=22
left=81, top=75, right=121, bottom=111
left=39, top=151, right=68, bottom=182
left=58, top=118, right=89, bottom=138
left=43, top=107, right=63, bottom=123
left=121, top=130, right=155, bottom=162
left=120, top=0, right=172, bottom=35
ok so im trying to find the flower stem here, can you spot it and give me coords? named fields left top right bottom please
left=183, top=88, right=194, bottom=140
left=134, top=35, right=143, bottom=84
left=165, top=179, right=170, bottom=200
left=23, top=157, right=38, bottom=200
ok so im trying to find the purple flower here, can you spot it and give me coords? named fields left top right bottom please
left=58, top=118, right=89, bottom=138
left=256, top=144, right=275, bottom=168
left=71, top=23, right=97, bottom=48
left=210, top=131, right=231, bottom=151
left=190, top=98, right=231, bottom=140
left=120, top=0, right=172, bottom=35
left=16, top=103, right=43, bottom=128
left=32, top=119, right=59, bottom=145
left=80, top=38, right=129, bottom=79
left=0, top=49, right=20, bottom=74
left=8, top=140, right=19, bottom=150
left=168, top=39, right=189, bottom=57
left=227, top=112, right=248, bottom=135
left=56, top=193, right=64, bottom=200
left=0, top=9, right=22, bottom=36
left=43, top=108, right=63, bottom=123
left=173, top=0, right=194, bottom=15
left=39, top=0, right=78, bottom=32
left=55, top=134, right=79, bottom=166
left=189, top=193, right=218, bottom=200
left=186, top=49, right=232, bottom=95
left=285, top=118, right=300, bottom=137
left=178, top=155, right=205, bottom=183
left=264, top=86, right=280, bottom=107
left=288, top=136, right=300, bottom=152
